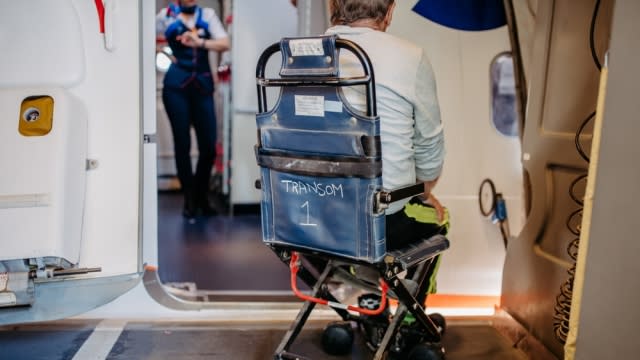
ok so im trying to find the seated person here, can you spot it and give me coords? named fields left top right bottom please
left=326, top=0, right=448, bottom=250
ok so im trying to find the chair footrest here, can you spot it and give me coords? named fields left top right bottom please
left=386, top=234, right=449, bottom=269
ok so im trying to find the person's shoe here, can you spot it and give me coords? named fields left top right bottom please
left=182, top=194, right=197, bottom=218
left=198, top=199, right=218, bottom=216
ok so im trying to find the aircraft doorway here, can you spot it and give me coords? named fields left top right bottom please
left=153, top=0, right=296, bottom=302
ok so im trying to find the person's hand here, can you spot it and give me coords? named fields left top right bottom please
left=423, top=192, right=446, bottom=223
left=177, top=31, right=204, bottom=48
left=421, top=178, right=444, bottom=222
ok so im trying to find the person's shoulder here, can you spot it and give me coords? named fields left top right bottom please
left=200, top=7, right=219, bottom=21
left=156, top=7, right=169, bottom=18
left=375, top=31, right=422, bottom=59
left=156, top=7, right=174, bottom=32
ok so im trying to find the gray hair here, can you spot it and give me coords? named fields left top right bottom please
left=329, top=0, right=395, bottom=25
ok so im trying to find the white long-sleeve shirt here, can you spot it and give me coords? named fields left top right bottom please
left=325, top=25, right=445, bottom=214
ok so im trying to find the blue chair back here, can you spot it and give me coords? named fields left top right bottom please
left=255, top=35, right=387, bottom=262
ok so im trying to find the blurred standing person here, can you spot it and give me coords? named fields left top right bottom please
left=156, top=0, right=230, bottom=218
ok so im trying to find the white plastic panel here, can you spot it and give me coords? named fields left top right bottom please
left=0, top=0, right=85, bottom=88
left=0, top=89, right=87, bottom=262
left=142, top=0, right=157, bottom=136
left=69, top=0, right=141, bottom=276
left=142, top=0, right=158, bottom=267
left=0, top=0, right=142, bottom=274
left=143, top=143, right=158, bottom=266
left=0, top=0, right=149, bottom=325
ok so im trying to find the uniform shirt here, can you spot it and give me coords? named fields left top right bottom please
left=156, top=6, right=228, bottom=92
left=156, top=7, right=228, bottom=40
left=325, top=25, right=445, bottom=214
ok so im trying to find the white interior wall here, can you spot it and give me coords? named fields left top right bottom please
left=390, top=2, right=524, bottom=295
left=231, top=0, right=297, bottom=205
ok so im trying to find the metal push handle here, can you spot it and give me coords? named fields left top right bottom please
left=255, top=38, right=377, bottom=117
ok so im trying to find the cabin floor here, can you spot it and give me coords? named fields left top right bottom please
left=0, top=192, right=530, bottom=359
left=157, top=191, right=293, bottom=297
left=0, top=318, right=527, bottom=360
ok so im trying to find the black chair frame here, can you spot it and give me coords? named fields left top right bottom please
left=255, top=37, right=449, bottom=360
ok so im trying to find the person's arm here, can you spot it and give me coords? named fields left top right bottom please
left=155, top=8, right=174, bottom=61
left=413, top=50, right=446, bottom=220
left=204, top=7, right=230, bottom=52
left=179, top=8, right=230, bottom=51
left=155, top=7, right=170, bottom=39
left=198, top=36, right=230, bottom=52
left=178, top=31, right=229, bottom=52
left=423, top=178, right=439, bottom=198
left=422, top=178, right=445, bottom=222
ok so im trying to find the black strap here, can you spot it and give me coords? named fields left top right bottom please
left=360, top=135, right=381, bottom=157
left=379, top=183, right=425, bottom=204
left=256, top=150, right=381, bottom=179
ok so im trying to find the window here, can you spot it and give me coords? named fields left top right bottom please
left=490, top=53, right=519, bottom=137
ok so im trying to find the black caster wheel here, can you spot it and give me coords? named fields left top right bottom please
left=321, top=322, right=354, bottom=356
left=429, top=313, right=446, bottom=336
left=407, top=343, right=445, bottom=360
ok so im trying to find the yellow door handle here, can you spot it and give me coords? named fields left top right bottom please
left=18, top=95, right=54, bottom=136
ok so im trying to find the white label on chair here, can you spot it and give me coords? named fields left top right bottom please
left=295, top=95, right=325, bottom=117
left=0, top=292, right=17, bottom=307
left=289, top=39, right=324, bottom=56
left=0, top=273, right=8, bottom=291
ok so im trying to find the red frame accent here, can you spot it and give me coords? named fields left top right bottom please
left=94, top=0, right=105, bottom=33
left=289, top=252, right=389, bottom=316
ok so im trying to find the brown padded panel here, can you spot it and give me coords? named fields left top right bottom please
left=500, top=0, right=614, bottom=357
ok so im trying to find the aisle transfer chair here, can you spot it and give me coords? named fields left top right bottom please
left=254, top=35, right=450, bottom=360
